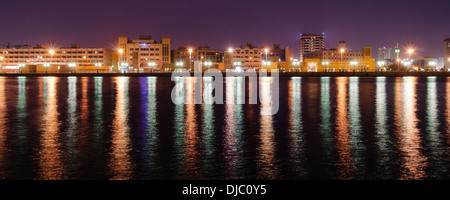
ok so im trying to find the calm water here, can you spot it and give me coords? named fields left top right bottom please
left=0, top=76, right=448, bottom=180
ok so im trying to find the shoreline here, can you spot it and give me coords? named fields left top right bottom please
left=0, top=71, right=449, bottom=77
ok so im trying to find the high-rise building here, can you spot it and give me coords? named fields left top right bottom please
left=444, top=38, right=450, bottom=69
left=378, top=46, right=395, bottom=60
left=299, top=33, right=325, bottom=62
left=117, top=35, right=171, bottom=72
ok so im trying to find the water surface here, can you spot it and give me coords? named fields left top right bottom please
left=0, top=76, right=448, bottom=180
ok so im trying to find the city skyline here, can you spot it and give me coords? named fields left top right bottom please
left=1, top=0, right=449, bottom=58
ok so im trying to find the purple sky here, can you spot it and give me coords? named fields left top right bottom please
left=1, top=0, right=449, bottom=58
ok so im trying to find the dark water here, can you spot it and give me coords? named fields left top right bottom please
left=0, top=76, right=448, bottom=180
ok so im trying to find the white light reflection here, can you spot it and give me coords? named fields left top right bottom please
left=288, top=77, right=306, bottom=178
left=257, top=77, right=278, bottom=179
left=109, top=77, right=133, bottom=180
left=348, top=77, right=364, bottom=177
left=394, top=77, right=426, bottom=180
left=374, top=77, right=393, bottom=178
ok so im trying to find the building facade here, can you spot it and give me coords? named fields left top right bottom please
left=378, top=46, right=395, bottom=60
left=172, top=46, right=222, bottom=65
left=0, top=44, right=114, bottom=73
left=280, top=46, right=294, bottom=61
left=118, top=35, right=171, bottom=72
left=299, top=33, right=325, bottom=62
left=444, top=38, right=450, bottom=69
left=224, top=43, right=262, bottom=71
left=302, top=42, right=375, bottom=72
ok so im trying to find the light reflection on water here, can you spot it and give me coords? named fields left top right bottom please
left=0, top=77, right=7, bottom=178
left=288, top=77, right=306, bottom=178
left=109, top=77, right=132, bottom=180
left=38, top=77, right=63, bottom=180
left=335, top=77, right=354, bottom=179
left=394, top=77, right=427, bottom=180
left=0, top=76, right=448, bottom=180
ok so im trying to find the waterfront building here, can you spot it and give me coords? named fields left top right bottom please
left=378, top=46, right=395, bottom=60
left=163, top=60, right=224, bottom=72
left=117, top=35, right=171, bottom=72
left=299, top=33, right=325, bottom=62
left=0, top=44, right=114, bottom=73
left=301, top=41, right=375, bottom=72
left=444, top=38, right=450, bottom=69
left=172, top=46, right=222, bottom=65
left=303, top=41, right=364, bottom=61
left=280, top=46, right=294, bottom=61
left=224, top=43, right=262, bottom=71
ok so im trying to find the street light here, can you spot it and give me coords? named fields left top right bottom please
left=233, top=61, right=242, bottom=72
left=175, top=61, right=184, bottom=72
left=48, top=49, right=55, bottom=73
left=407, top=49, right=414, bottom=59
left=95, top=63, right=102, bottom=73
left=340, top=48, right=345, bottom=71
left=148, top=62, right=157, bottom=67
left=262, top=60, right=271, bottom=71
left=292, top=60, right=301, bottom=72
left=203, top=61, right=213, bottom=72
left=188, top=48, right=193, bottom=71
left=264, top=48, right=269, bottom=61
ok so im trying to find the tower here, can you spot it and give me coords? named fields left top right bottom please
left=299, top=33, right=325, bottom=62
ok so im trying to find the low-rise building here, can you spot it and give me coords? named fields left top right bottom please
left=0, top=44, right=114, bottom=73
left=118, top=35, right=171, bottom=72
left=224, top=43, right=262, bottom=71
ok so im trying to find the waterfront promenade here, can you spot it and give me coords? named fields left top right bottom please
left=0, top=71, right=449, bottom=77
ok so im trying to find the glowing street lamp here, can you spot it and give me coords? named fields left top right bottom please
left=350, top=61, right=358, bottom=66
left=292, top=59, right=301, bottom=72
left=203, top=61, right=213, bottom=67
left=94, top=63, right=102, bottom=73
left=262, top=60, right=271, bottom=66
left=43, top=63, right=50, bottom=73
left=264, top=48, right=269, bottom=61
left=407, top=49, right=414, bottom=59
left=233, top=61, right=242, bottom=72
left=188, top=48, right=193, bottom=71
left=148, top=62, right=157, bottom=67
left=68, top=62, right=76, bottom=73
left=17, top=63, right=25, bottom=73
left=46, top=49, right=55, bottom=73
left=117, top=48, right=124, bottom=72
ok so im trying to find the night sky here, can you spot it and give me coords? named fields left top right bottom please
left=1, top=0, right=449, bottom=58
